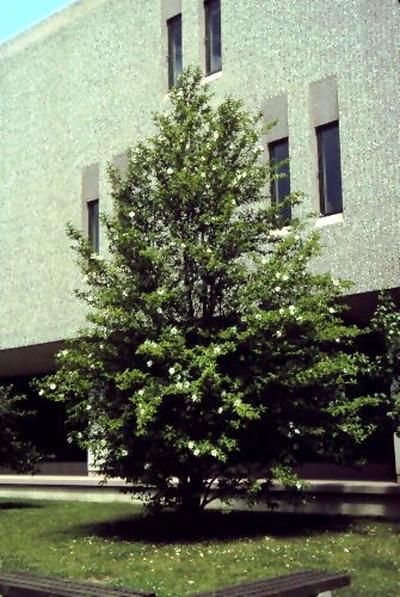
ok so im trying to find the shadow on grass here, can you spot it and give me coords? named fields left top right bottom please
left=0, top=501, right=43, bottom=511
left=73, top=510, right=354, bottom=544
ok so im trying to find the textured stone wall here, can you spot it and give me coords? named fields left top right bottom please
left=0, top=0, right=399, bottom=351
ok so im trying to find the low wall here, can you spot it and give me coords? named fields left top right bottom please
left=0, top=476, right=399, bottom=518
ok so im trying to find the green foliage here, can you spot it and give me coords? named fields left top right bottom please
left=371, top=294, right=400, bottom=431
left=0, top=385, right=40, bottom=473
left=39, top=67, right=378, bottom=512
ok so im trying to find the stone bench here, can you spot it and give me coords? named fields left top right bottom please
left=0, top=569, right=350, bottom=596
left=191, top=570, right=351, bottom=596
left=0, top=572, right=155, bottom=596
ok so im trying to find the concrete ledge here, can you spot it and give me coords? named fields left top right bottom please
left=1, top=475, right=400, bottom=517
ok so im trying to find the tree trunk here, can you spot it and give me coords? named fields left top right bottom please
left=178, top=473, right=204, bottom=516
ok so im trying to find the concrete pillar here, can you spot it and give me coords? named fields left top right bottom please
left=394, top=433, right=400, bottom=483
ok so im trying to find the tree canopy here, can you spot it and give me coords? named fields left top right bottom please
left=40, top=67, right=380, bottom=513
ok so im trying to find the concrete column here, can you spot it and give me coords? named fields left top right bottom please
left=394, top=433, right=400, bottom=483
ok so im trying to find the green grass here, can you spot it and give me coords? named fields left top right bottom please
left=1, top=499, right=400, bottom=596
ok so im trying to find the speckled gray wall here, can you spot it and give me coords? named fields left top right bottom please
left=0, top=0, right=399, bottom=353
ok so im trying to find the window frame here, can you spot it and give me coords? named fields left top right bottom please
left=316, top=120, right=343, bottom=216
left=268, top=137, right=291, bottom=222
left=87, top=198, right=99, bottom=252
left=167, top=13, right=182, bottom=90
left=205, top=0, right=222, bottom=76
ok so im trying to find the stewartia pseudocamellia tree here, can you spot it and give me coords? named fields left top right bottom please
left=40, top=68, right=379, bottom=513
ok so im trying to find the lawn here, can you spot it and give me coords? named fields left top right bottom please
left=0, top=499, right=399, bottom=596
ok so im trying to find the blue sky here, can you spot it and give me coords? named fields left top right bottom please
left=0, top=0, right=77, bottom=43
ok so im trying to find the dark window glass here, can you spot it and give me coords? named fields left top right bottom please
left=205, top=0, right=221, bottom=75
left=317, top=121, right=343, bottom=216
left=167, top=14, right=182, bottom=89
left=269, top=137, right=291, bottom=221
left=87, top=199, right=99, bottom=252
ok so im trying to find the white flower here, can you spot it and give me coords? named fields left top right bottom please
left=329, top=307, right=335, bottom=314
left=176, top=381, right=183, bottom=390
left=87, top=296, right=93, bottom=303
left=157, top=288, right=165, bottom=295
left=170, top=327, right=178, bottom=335
left=211, top=449, right=218, bottom=457
left=38, top=389, right=44, bottom=396
left=276, top=330, right=282, bottom=338
left=288, top=305, right=296, bottom=314
left=188, top=441, right=195, bottom=450
left=49, top=383, right=56, bottom=390
left=214, top=346, right=221, bottom=355
left=167, top=167, right=173, bottom=175
left=279, top=308, right=285, bottom=315
left=168, top=367, right=175, bottom=376
left=138, top=389, right=144, bottom=396
left=146, top=360, right=153, bottom=367
left=332, top=278, right=340, bottom=287
left=274, top=286, right=281, bottom=293
left=193, top=448, right=200, bottom=456
left=128, top=210, right=135, bottom=218
left=294, top=428, right=300, bottom=435
left=191, top=394, right=199, bottom=402
left=217, top=407, right=223, bottom=414
left=275, top=272, right=281, bottom=280
left=255, top=313, right=262, bottom=320
left=86, top=404, right=92, bottom=411
left=157, top=307, right=163, bottom=314
left=282, top=274, right=289, bottom=282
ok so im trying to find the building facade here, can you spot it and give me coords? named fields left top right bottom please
left=1, top=0, right=399, bottom=473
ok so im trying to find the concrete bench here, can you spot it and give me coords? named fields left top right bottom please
left=0, top=570, right=350, bottom=597
left=191, top=570, right=351, bottom=596
left=0, top=572, right=155, bottom=596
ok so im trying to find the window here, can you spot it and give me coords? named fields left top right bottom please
left=167, top=14, right=182, bottom=89
left=317, top=121, right=343, bottom=216
left=269, top=137, right=291, bottom=221
left=205, top=0, right=221, bottom=75
left=87, top=199, right=99, bottom=252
